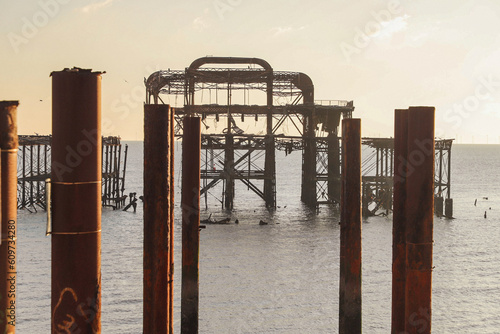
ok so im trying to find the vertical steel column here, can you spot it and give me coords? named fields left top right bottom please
left=143, top=104, right=172, bottom=334
left=405, top=106, right=434, bottom=334
left=263, top=73, right=276, bottom=208
left=339, top=118, right=362, bottom=334
left=328, top=133, right=341, bottom=203
left=0, top=101, right=18, bottom=333
left=181, top=116, right=201, bottom=334
left=392, top=109, right=408, bottom=334
left=121, top=144, right=128, bottom=203
left=51, top=69, right=102, bottom=333
left=445, top=147, right=453, bottom=218
left=224, top=134, right=234, bottom=210
left=169, top=110, right=175, bottom=334
left=301, top=109, right=316, bottom=206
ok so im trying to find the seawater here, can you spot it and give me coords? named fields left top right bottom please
left=15, top=143, right=500, bottom=333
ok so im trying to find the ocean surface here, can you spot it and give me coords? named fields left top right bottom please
left=16, top=143, right=500, bottom=333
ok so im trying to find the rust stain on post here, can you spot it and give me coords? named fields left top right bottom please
left=143, top=104, right=173, bottom=334
left=0, top=101, right=19, bottom=333
left=404, top=106, right=434, bottom=334
left=50, top=69, right=103, bottom=333
left=339, top=118, right=362, bottom=334
left=181, top=116, right=201, bottom=334
left=392, top=109, right=408, bottom=333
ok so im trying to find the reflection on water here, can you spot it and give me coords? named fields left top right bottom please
left=16, top=143, right=500, bottom=333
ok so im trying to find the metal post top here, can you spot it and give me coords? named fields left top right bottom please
left=0, top=100, right=19, bottom=107
left=50, top=67, right=105, bottom=76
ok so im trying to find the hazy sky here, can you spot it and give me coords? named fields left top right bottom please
left=1, top=0, right=500, bottom=143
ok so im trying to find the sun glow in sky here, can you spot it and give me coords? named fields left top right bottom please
left=1, top=0, right=500, bottom=143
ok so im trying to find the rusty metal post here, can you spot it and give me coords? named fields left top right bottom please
left=51, top=69, right=102, bottom=333
left=392, top=109, right=408, bottom=333
left=405, top=106, right=434, bottom=334
left=181, top=116, right=201, bottom=334
left=143, top=104, right=172, bottom=334
left=339, top=118, right=362, bottom=334
left=169, top=108, right=175, bottom=334
left=0, top=101, right=18, bottom=333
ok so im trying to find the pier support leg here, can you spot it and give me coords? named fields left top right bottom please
left=328, top=133, right=341, bottom=203
left=51, top=69, right=102, bottom=333
left=339, top=118, right=362, bottom=334
left=224, top=134, right=234, bottom=210
left=181, top=116, right=201, bottom=334
left=143, top=104, right=173, bottom=334
left=264, top=134, right=276, bottom=209
left=301, top=111, right=316, bottom=207
left=392, top=109, right=408, bottom=334
left=404, top=106, right=434, bottom=334
left=0, top=101, right=18, bottom=333
left=445, top=198, right=453, bottom=218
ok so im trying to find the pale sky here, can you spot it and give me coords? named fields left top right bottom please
left=1, top=0, right=500, bottom=143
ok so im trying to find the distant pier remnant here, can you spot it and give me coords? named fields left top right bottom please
left=143, top=104, right=174, bottom=334
left=339, top=118, right=362, bottom=334
left=181, top=116, right=201, bottom=334
left=17, top=135, right=128, bottom=210
left=392, top=107, right=434, bottom=334
left=0, top=100, right=19, bottom=333
left=51, top=68, right=102, bottom=333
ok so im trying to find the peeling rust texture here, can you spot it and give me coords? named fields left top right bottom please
left=51, top=69, right=102, bottom=333
left=339, top=118, right=362, bottom=334
left=392, top=109, right=408, bottom=334
left=0, top=101, right=18, bottom=333
left=143, top=104, right=173, bottom=334
left=404, top=106, right=434, bottom=334
left=181, top=116, right=201, bottom=334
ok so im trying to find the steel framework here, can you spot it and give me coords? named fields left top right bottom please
left=146, top=57, right=354, bottom=209
left=17, top=135, right=128, bottom=210
left=145, top=57, right=453, bottom=217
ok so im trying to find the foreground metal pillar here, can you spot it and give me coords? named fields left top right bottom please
left=169, top=108, right=175, bottom=334
left=0, top=101, right=18, bottom=332
left=144, top=104, right=173, bottom=334
left=339, top=118, right=362, bottom=334
left=181, top=116, right=201, bottom=334
left=51, top=69, right=102, bottom=333
left=392, top=109, right=408, bottom=333
left=405, top=107, right=434, bottom=334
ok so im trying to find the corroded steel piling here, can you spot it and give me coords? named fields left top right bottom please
left=144, top=104, right=173, bottom=334
left=181, top=116, right=201, bottom=334
left=392, top=109, right=408, bottom=333
left=0, top=101, right=18, bottom=333
left=169, top=107, right=175, bottom=334
left=51, top=69, right=102, bottom=333
left=405, top=106, right=434, bottom=334
left=339, top=118, right=362, bottom=334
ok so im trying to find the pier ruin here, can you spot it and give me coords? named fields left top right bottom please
left=145, top=56, right=453, bottom=217
left=17, top=135, right=128, bottom=210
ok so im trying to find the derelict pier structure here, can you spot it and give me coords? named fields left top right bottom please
left=17, top=135, right=129, bottom=210
left=145, top=57, right=453, bottom=217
